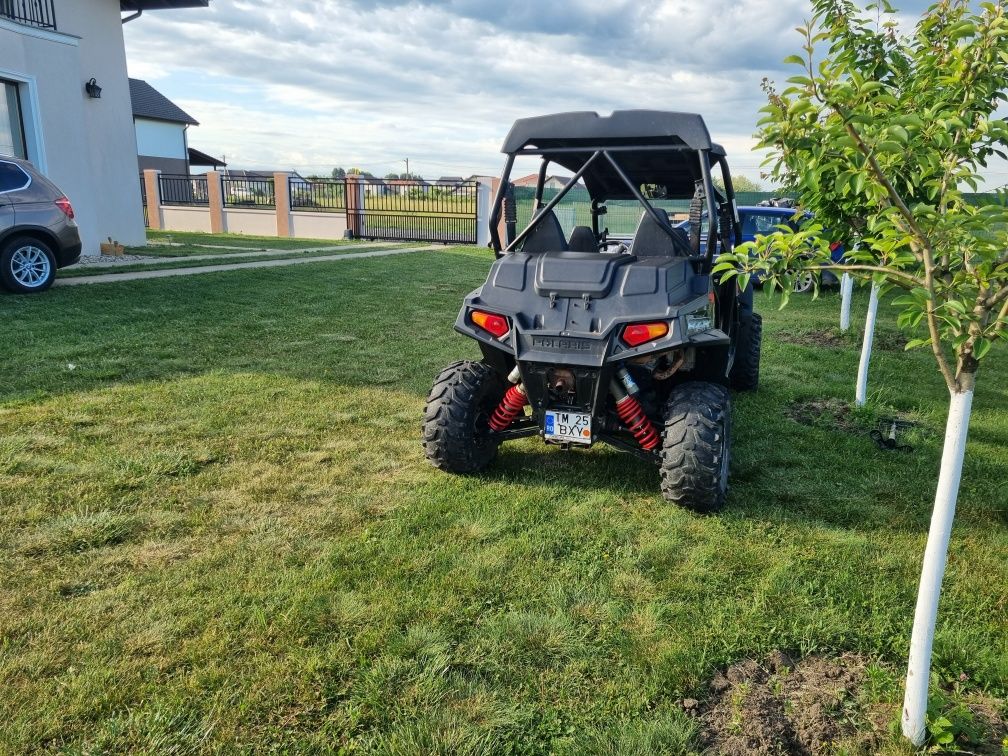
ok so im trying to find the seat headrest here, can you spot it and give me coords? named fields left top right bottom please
left=629, top=209, right=691, bottom=258
left=520, top=209, right=568, bottom=254
left=568, top=226, right=597, bottom=253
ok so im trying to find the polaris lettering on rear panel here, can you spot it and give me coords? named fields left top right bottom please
left=531, top=335, right=593, bottom=351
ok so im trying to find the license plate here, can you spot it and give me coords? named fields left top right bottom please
left=544, top=410, right=592, bottom=444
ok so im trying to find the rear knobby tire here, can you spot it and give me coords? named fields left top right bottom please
left=659, top=381, right=732, bottom=512
left=730, top=312, right=762, bottom=391
left=423, top=360, right=506, bottom=473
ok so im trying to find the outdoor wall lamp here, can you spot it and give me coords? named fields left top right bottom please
left=85, top=78, right=102, bottom=98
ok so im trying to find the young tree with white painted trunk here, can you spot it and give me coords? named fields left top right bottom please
left=713, top=0, right=1008, bottom=747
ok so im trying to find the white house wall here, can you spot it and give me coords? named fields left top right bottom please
left=0, top=0, right=147, bottom=254
left=135, top=118, right=186, bottom=160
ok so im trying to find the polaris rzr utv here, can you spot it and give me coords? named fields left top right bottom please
left=422, top=110, right=761, bottom=512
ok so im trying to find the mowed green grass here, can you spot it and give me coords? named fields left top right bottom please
left=145, top=229, right=353, bottom=253
left=0, top=247, right=1005, bottom=753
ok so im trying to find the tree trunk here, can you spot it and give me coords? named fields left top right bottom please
left=901, top=383, right=975, bottom=746
left=840, top=273, right=854, bottom=332
left=855, top=283, right=879, bottom=407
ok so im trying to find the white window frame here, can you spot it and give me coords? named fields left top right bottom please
left=0, top=68, right=47, bottom=175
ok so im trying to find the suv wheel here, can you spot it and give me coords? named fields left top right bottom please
left=659, top=382, right=732, bottom=513
left=423, top=360, right=506, bottom=473
left=1, top=237, right=57, bottom=293
left=793, top=271, right=815, bottom=294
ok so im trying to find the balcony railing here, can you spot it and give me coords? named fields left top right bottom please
left=0, top=0, right=57, bottom=31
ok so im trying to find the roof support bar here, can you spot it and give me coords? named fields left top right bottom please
left=533, top=158, right=549, bottom=212
left=489, top=153, right=515, bottom=254
left=698, top=149, right=719, bottom=261
left=504, top=151, right=601, bottom=252
left=514, top=144, right=694, bottom=156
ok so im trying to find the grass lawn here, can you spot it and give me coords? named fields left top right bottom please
left=1, top=247, right=1005, bottom=753
left=145, top=229, right=353, bottom=253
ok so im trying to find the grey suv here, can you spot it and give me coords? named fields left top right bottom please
left=0, top=157, right=81, bottom=293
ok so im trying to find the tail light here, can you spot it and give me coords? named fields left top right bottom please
left=622, top=321, right=669, bottom=347
left=470, top=309, right=510, bottom=338
left=54, top=197, right=75, bottom=220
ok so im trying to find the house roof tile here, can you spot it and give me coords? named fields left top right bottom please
left=129, top=78, right=199, bottom=125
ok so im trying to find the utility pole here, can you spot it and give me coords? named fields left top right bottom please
left=402, top=158, right=410, bottom=179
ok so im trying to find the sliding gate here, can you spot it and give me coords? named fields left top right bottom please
left=350, top=180, right=478, bottom=244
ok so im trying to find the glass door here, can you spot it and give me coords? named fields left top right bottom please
left=0, top=80, right=27, bottom=160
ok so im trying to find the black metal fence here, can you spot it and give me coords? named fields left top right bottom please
left=222, top=176, right=275, bottom=208
left=350, top=180, right=478, bottom=243
left=139, top=173, right=484, bottom=244
left=158, top=174, right=209, bottom=206
left=140, top=174, right=148, bottom=227
left=0, top=0, right=57, bottom=30
left=289, top=178, right=345, bottom=212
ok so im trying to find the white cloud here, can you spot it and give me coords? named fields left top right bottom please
left=124, top=0, right=1007, bottom=189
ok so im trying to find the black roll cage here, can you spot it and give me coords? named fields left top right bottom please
left=489, top=145, right=742, bottom=269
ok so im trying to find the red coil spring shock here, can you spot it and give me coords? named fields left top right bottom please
left=488, top=384, right=528, bottom=432
left=615, top=394, right=660, bottom=450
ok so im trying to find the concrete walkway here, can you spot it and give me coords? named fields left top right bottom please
left=78, top=241, right=404, bottom=268
left=148, top=241, right=350, bottom=253
left=56, top=245, right=440, bottom=286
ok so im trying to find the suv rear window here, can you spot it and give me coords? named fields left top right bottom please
left=742, top=211, right=791, bottom=236
left=0, top=161, right=30, bottom=193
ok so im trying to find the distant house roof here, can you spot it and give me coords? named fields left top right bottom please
left=221, top=169, right=316, bottom=181
left=188, top=147, right=225, bottom=168
left=438, top=176, right=464, bottom=183
left=223, top=169, right=273, bottom=179
left=129, top=79, right=198, bottom=125
left=513, top=173, right=583, bottom=188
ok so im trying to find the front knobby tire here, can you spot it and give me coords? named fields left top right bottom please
left=659, top=381, right=732, bottom=512
left=730, top=312, right=762, bottom=391
left=423, top=360, right=506, bottom=473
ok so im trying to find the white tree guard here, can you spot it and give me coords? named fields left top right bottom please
left=840, top=273, right=854, bottom=332
left=855, top=283, right=879, bottom=406
left=902, top=388, right=974, bottom=746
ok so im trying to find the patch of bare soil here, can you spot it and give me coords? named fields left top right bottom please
left=777, top=329, right=848, bottom=348
left=787, top=398, right=856, bottom=432
left=872, top=331, right=909, bottom=352
left=686, top=652, right=1008, bottom=755
left=687, top=652, right=886, bottom=755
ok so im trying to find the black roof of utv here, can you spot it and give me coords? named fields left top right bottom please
left=501, top=110, right=726, bottom=200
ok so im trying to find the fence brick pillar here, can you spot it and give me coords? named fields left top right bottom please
left=143, top=169, right=162, bottom=231
left=206, top=171, right=225, bottom=234
left=274, top=172, right=291, bottom=237
left=345, top=175, right=363, bottom=238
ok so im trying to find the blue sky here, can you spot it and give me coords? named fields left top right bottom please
left=123, top=0, right=1008, bottom=189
